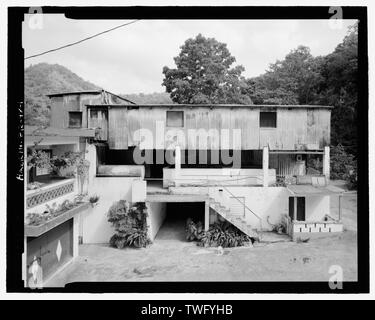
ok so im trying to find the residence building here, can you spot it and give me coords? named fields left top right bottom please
left=24, top=89, right=345, bottom=286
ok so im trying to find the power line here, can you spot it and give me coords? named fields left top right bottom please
left=25, top=19, right=140, bottom=60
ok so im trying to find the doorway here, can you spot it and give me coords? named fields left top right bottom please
left=288, top=197, right=306, bottom=221
left=155, top=202, right=205, bottom=241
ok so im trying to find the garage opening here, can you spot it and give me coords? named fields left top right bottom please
left=155, top=202, right=205, bottom=242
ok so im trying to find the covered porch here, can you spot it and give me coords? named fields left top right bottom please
left=286, top=183, right=345, bottom=240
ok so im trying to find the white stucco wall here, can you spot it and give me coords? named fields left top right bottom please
left=224, top=187, right=290, bottom=230
left=147, top=202, right=167, bottom=241
left=305, top=195, right=330, bottom=221
left=81, top=176, right=137, bottom=243
left=81, top=143, right=140, bottom=243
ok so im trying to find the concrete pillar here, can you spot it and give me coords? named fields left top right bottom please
left=262, top=146, right=269, bottom=187
left=323, top=146, right=330, bottom=181
left=293, top=196, right=297, bottom=221
left=73, top=215, right=79, bottom=258
left=175, top=145, right=181, bottom=187
left=205, top=200, right=210, bottom=231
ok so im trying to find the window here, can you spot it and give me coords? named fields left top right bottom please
left=68, top=112, right=82, bottom=128
left=260, top=111, right=277, bottom=128
left=166, top=111, right=184, bottom=127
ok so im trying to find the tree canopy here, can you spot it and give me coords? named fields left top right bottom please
left=247, top=46, right=324, bottom=105
left=162, top=34, right=252, bottom=104
left=247, top=24, right=358, bottom=154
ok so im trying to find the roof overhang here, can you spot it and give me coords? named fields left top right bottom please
left=25, top=126, right=96, bottom=138
left=287, top=184, right=345, bottom=196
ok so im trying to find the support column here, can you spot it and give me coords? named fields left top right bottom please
left=323, top=146, right=330, bottom=181
left=293, top=196, right=297, bottom=221
left=174, top=145, right=181, bottom=187
left=205, top=200, right=210, bottom=231
left=262, top=146, right=269, bottom=187
left=73, top=215, right=80, bottom=258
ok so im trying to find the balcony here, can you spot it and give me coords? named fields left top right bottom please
left=26, top=178, right=76, bottom=210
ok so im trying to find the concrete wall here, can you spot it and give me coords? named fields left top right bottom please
left=224, top=186, right=290, bottom=230
left=163, top=168, right=276, bottom=187
left=81, top=143, right=140, bottom=243
left=147, top=202, right=167, bottom=241
left=81, top=176, right=137, bottom=243
left=305, top=195, right=330, bottom=221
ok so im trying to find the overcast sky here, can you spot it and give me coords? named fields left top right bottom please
left=23, top=15, right=356, bottom=94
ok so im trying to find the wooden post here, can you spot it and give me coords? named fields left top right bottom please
left=263, top=146, right=269, bottom=187
left=323, top=146, right=330, bottom=181
left=205, top=200, right=210, bottom=231
left=293, top=196, right=297, bottom=221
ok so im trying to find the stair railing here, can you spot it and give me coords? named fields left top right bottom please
left=220, top=185, right=263, bottom=231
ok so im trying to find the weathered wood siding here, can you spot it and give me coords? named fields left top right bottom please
left=88, top=108, right=108, bottom=140
left=108, top=108, right=128, bottom=149
left=50, top=93, right=104, bottom=129
left=96, top=106, right=330, bottom=151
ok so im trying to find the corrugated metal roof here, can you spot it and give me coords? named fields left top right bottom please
left=46, top=90, right=135, bottom=104
left=287, top=184, right=345, bottom=195
left=46, top=90, right=102, bottom=97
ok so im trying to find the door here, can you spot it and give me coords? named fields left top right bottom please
left=297, top=197, right=306, bottom=221
left=288, top=197, right=306, bottom=221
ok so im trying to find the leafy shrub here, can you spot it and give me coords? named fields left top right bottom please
left=186, top=219, right=253, bottom=248
left=185, top=218, right=203, bottom=241
left=107, top=201, right=151, bottom=248
left=330, top=144, right=357, bottom=189
left=27, top=149, right=52, bottom=170
left=267, top=214, right=288, bottom=234
left=306, top=156, right=323, bottom=174
left=25, top=197, right=84, bottom=226
left=89, top=194, right=100, bottom=204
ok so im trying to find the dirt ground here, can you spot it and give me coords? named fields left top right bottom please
left=47, top=183, right=357, bottom=286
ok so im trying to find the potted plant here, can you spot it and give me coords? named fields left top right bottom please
left=50, top=153, right=76, bottom=178
left=89, top=194, right=100, bottom=207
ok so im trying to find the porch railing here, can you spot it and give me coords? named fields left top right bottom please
left=26, top=179, right=75, bottom=209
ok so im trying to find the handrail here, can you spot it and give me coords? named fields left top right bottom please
left=167, top=175, right=263, bottom=185
left=220, top=185, right=263, bottom=230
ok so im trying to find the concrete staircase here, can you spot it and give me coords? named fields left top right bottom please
left=208, top=189, right=260, bottom=240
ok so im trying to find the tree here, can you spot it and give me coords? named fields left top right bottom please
left=162, top=34, right=252, bottom=104
left=317, top=24, right=358, bottom=154
left=248, top=46, right=324, bottom=105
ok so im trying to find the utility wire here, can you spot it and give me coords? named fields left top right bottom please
left=25, top=19, right=140, bottom=60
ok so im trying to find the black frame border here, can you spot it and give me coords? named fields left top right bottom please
left=7, top=5, right=369, bottom=294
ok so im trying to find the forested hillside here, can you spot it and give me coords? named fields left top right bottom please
left=25, top=63, right=101, bottom=125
